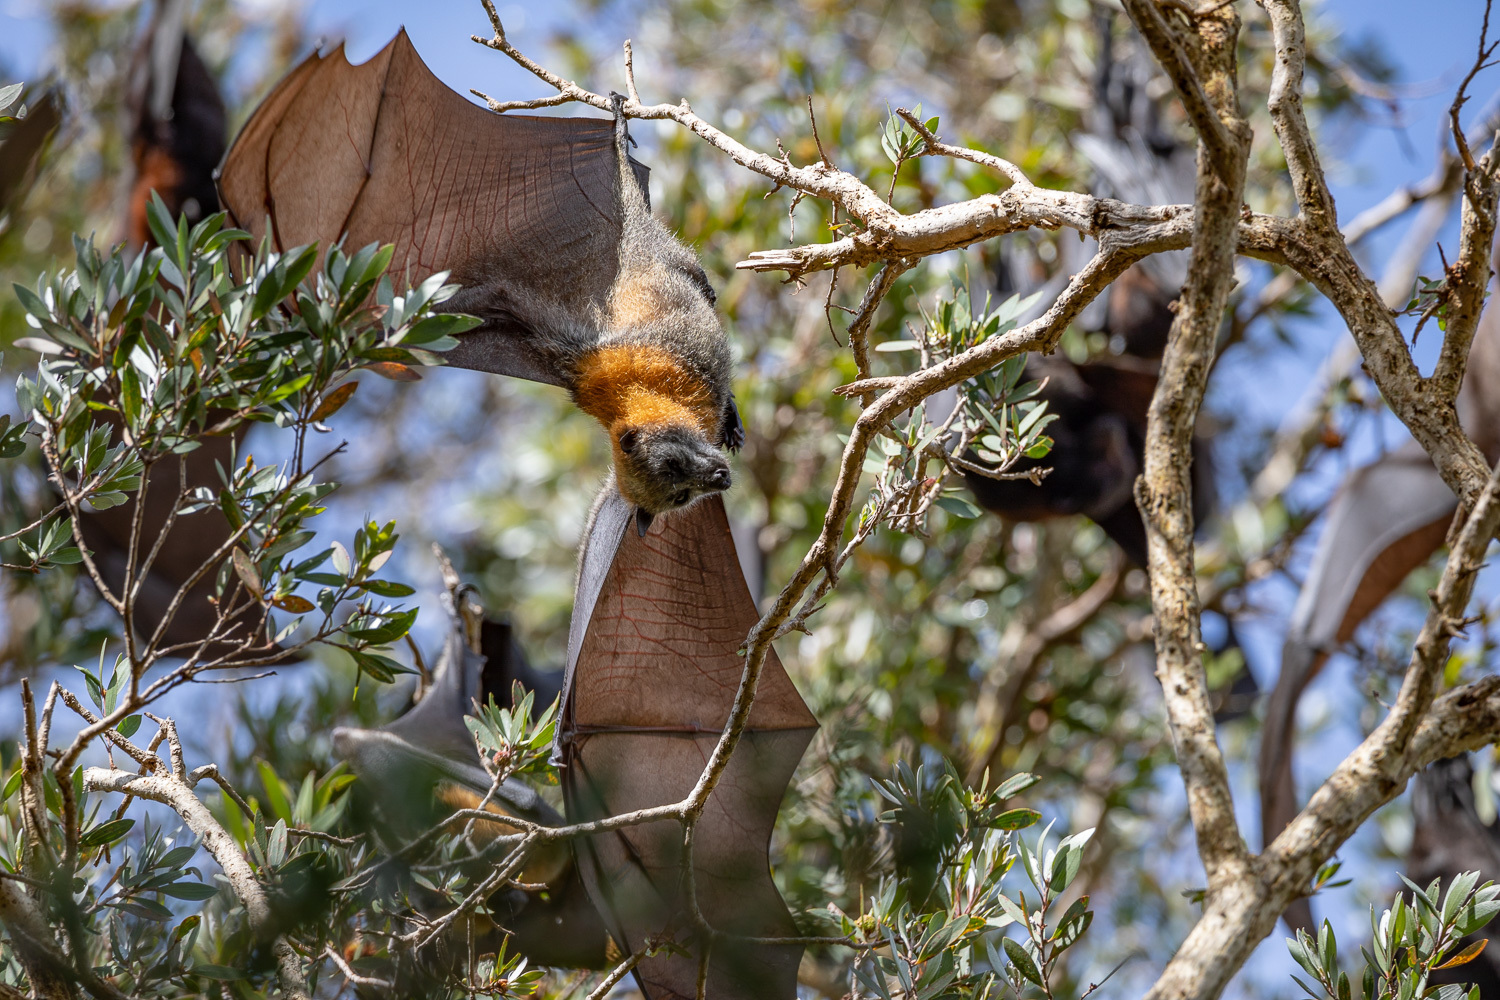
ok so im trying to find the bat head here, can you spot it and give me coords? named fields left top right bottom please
left=613, top=422, right=732, bottom=525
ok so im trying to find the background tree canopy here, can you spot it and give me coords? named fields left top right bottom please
left=0, top=2, right=1498, bottom=999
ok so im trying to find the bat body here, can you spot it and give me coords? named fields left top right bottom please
left=123, top=0, right=225, bottom=247
left=332, top=593, right=610, bottom=972
left=216, top=33, right=742, bottom=527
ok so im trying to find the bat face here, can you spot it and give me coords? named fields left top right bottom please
left=615, top=423, right=732, bottom=522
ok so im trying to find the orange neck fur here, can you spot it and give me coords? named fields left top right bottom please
left=572, top=344, right=719, bottom=438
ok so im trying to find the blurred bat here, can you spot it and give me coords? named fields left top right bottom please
left=557, top=488, right=818, bottom=1000
left=0, top=86, right=62, bottom=220
left=76, top=0, right=235, bottom=651
left=332, top=570, right=609, bottom=972
left=1409, top=756, right=1500, bottom=996
left=122, top=0, right=226, bottom=247
left=967, top=16, right=1208, bottom=572
left=1261, top=295, right=1500, bottom=932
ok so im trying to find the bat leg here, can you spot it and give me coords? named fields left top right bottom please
left=722, top=397, right=745, bottom=451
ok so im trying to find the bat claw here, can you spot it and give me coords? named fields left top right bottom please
left=635, top=507, right=655, bottom=536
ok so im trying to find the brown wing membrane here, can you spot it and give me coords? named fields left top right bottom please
left=557, top=491, right=817, bottom=1000
left=333, top=596, right=609, bottom=971
left=1261, top=302, right=1500, bottom=933
left=216, top=30, right=630, bottom=387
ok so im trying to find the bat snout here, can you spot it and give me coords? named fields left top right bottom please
left=707, top=467, right=731, bottom=491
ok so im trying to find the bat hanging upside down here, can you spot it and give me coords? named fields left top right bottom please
left=216, top=32, right=742, bottom=534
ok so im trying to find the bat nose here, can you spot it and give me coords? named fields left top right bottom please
left=709, top=468, right=731, bottom=490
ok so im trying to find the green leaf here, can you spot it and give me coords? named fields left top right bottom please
left=81, top=818, right=135, bottom=848
left=190, top=964, right=243, bottom=981
left=113, top=897, right=173, bottom=921
left=992, top=808, right=1041, bottom=830
left=1443, top=871, right=1481, bottom=927
left=360, top=579, right=415, bottom=597
left=158, top=881, right=218, bottom=901
left=935, top=495, right=982, bottom=519
left=1288, top=934, right=1320, bottom=979
left=995, top=772, right=1041, bottom=799
left=1003, top=937, right=1043, bottom=987
left=117, top=715, right=141, bottom=738
left=256, top=761, right=292, bottom=822
left=158, top=846, right=196, bottom=869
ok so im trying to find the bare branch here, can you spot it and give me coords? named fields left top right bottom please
left=893, top=107, right=1031, bottom=187
left=1132, top=2, right=1255, bottom=904
left=622, top=39, right=640, bottom=105
left=1258, top=0, right=1339, bottom=227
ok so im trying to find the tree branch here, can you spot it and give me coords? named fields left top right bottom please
left=1258, top=0, right=1340, bottom=227
left=83, top=767, right=311, bottom=1000
left=1133, top=2, right=1254, bottom=901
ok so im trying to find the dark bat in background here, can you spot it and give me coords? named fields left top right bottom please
left=122, top=0, right=226, bottom=246
left=965, top=15, right=1207, bottom=573
left=332, top=571, right=609, bottom=974
left=1261, top=299, right=1500, bottom=933
left=558, top=491, right=818, bottom=1000
left=966, top=17, right=1255, bottom=718
left=217, top=31, right=742, bottom=529
left=31, top=0, right=242, bottom=652
left=0, top=86, right=61, bottom=222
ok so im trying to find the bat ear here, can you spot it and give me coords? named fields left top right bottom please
left=619, top=428, right=639, bottom=454
left=635, top=507, right=654, bottom=537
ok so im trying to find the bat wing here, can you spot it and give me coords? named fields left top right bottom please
left=0, top=87, right=61, bottom=217
left=216, top=31, right=641, bottom=387
left=1260, top=441, right=1456, bottom=931
left=333, top=594, right=610, bottom=969
left=557, top=490, right=817, bottom=1000
left=1460, top=298, right=1500, bottom=463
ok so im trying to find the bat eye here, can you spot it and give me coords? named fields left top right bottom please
left=673, top=490, right=691, bottom=507
left=619, top=429, right=639, bottom=454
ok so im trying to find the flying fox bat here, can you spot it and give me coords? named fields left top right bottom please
left=223, top=33, right=817, bottom=993
left=0, top=86, right=61, bottom=220
left=216, top=31, right=742, bottom=530
left=332, top=581, right=608, bottom=972
left=967, top=19, right=1206, bottom=572
left=1260, top=294, right=1500, bottom=933
left=54, top=0, right=238, bottom=651
left=123, top=0, right=226, bottom=246
left=557, top=490, right=818, bottom=1000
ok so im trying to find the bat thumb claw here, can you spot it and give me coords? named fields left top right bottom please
left=635, top=507, right=654, bottom=537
